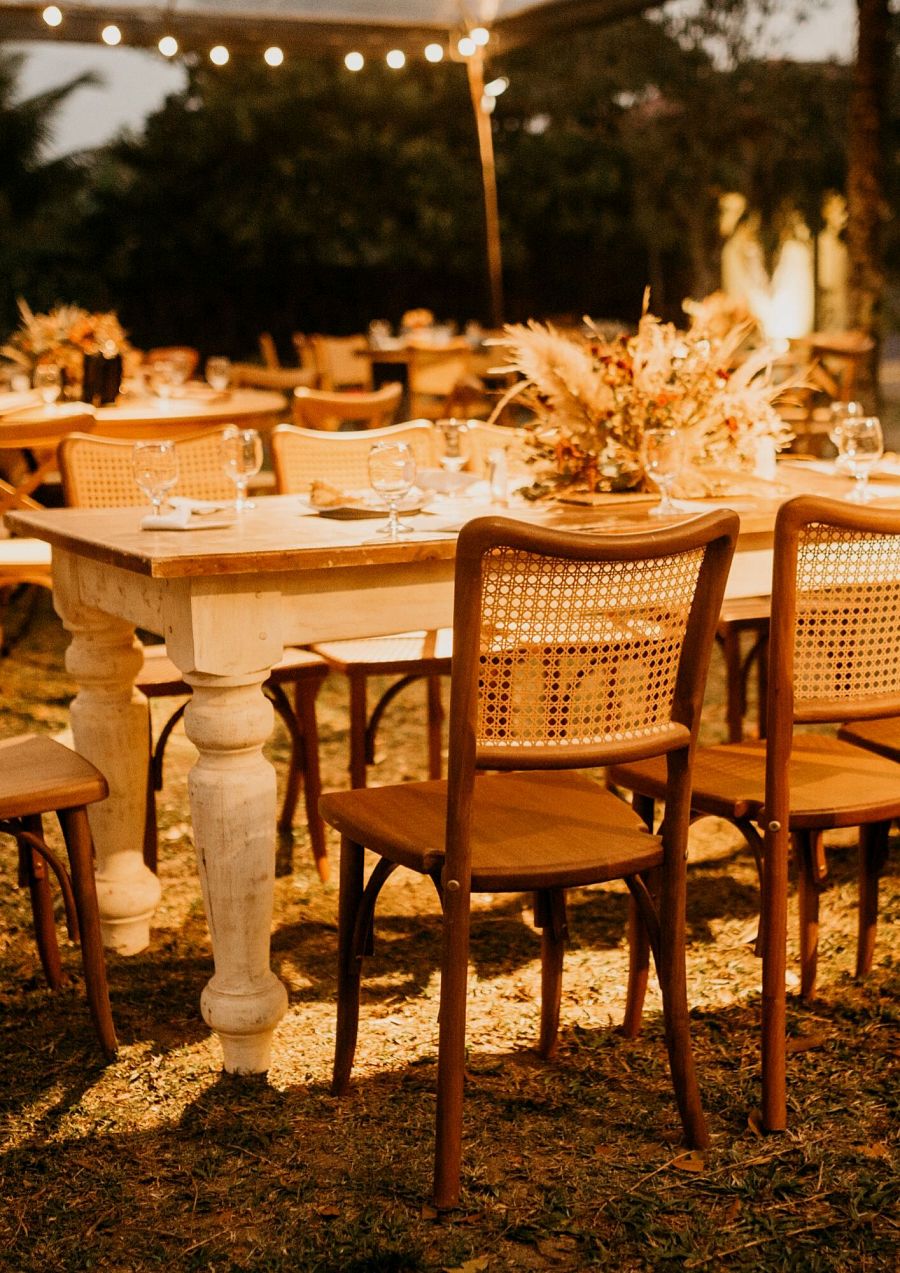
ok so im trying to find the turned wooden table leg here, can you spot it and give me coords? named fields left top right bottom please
left=54, top=554, right=161, bottom=954
left=182, top=670, right=288, bottom=1073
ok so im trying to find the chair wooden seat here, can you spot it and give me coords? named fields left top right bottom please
left=0, top=734, right=116, bottom=1058
left=610, top=733, right=900, bottom=829
left=715, top=595, right=770, bottom=742
left=837, top=715, right=900, bottom=760
left=309, top=629, right=452, bottom=674
left=0, top=537, right=53, bottom=654
left=0, top=734, right=107, bottom=819
left=321, top=771, right=662, bottom=890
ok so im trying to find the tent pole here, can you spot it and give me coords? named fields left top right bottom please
left=466, top=49, right=504, bottom=328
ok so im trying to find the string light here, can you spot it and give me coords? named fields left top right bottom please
left=158, top=35, right=178, bottom=58
left=41, top=6, right=62, bottom=27
left=344, top=51, right=364, bottom=71
left=386, top=49, right=406, bottom=69
left=264, top=46, right=284, bottom=67
left=101, top=24, right=121, bottom=46
left=209, top=45, right=229, bottom=65
left=484, top=76, right=509, bottom=97
left=470, top=28, right=490, bottom=47
left=457, top=36, right=476, bottom=57
left=424, top=43, right=444, bottom=63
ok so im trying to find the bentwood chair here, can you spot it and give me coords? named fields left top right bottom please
left=406, top=343, right=474, bottom=421
left=271, top=421, right=451, bottom=789
left=309, top=335, right=372, bottom=392
left=291, top=384, right=402, bottom=432
left=1, top=733, right=117, bottom=1058
left=610, top=495, right=900, bottom=1131
left=320, top=510, right=738, bottom=1209
left=57, top=431, right=330, bottom=879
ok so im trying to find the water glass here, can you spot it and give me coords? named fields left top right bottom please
left=368, top=440, right=416, bottom=539
left=133, top=440, right=178, bottom=518
left=838, top=415, right=883, bottom=503
left=148, top=359, right=177, bottom=400
left=642, top=425, right=683, bottom=517
left=828, top=399, right=864, bottom=458
left=220, top=426, right=263, bottom=512
left=439, top=419, right=468, bottom=474
left=33, top=364, right=62, bottom=405
left=206, top=356, right=231, bottom=393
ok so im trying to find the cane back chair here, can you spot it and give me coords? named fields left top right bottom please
left=1, top=733, right=116, bottom=1058
left=271, top=420, right=450, bottom=789
left=610, top=495, right=900, bottom=1131
left=57, top=431, right=330, bottom=879
left=291, top=383, right=402, bottom=432
left=308, top=334, right=372, bottom=392
left=319, top=510, right=738, bottom=1209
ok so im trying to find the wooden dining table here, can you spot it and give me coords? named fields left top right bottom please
left=7, top=461, right=892, bottom=1074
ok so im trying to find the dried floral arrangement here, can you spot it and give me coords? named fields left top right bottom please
left=2, top=299, right=133, bottom=394
left=491, top=294, right=798, bottom=499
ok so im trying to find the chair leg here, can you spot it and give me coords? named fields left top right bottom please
left=795, top=830, right=824, bottom=1002
left=761, top=822, right=790, bottom=1132
left=332, top=835, right=366, bottom=1095
left=58, top=807, right=118, bottom=1060
left=535, top=889, right=567, bottom=1059
left=19, top=814, right=64, bottom=990
left=426, top=675, right=444, bottom=780
left=142, top=752, right=159, bottom=873
left=433, top=885, right=472, bottom=1210
left=293, top=677, right=329, bottom=882
left=719, top=628, right=746, bottom=744
left=857, top=820, right=890, bottom=979
left=622, top=795, right=656, bottom=1038
left=347, top=674, right=369, bottom=789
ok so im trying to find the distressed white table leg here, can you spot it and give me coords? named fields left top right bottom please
left=182, top=670, right=288, bottom=1073
left=53, top=555, right=161, bottom=954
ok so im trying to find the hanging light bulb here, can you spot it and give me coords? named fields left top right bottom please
left=209, top=45, right=229, bottom=66
left=457, top=36, right=476, bottom=57
left=42, top=6, right=62, bottom=27
left=101, top=24, right=122, bottom=46
left=484, top=76, right=509, bottom=97
left=424, top=43, right=444, bottom=64
left=264, top=46, right=284, bottom=67
left=386, top=49, right=406, bottom=69
left=470, top=28, right=490, bottom=47
left=158, top=35, right=178, bottom=58
left=344, top=51, right=364, bottom=71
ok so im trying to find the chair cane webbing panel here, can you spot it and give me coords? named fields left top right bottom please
left=794, top=524, right=900, bottom=708
left=272, top=422, right=437, bottom=494
left=62, top=432, right=235, bottom=506
left=476, top=543, right=705, bottom=749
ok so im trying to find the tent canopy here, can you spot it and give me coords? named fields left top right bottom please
left=0, top=1, right=659, bottom=57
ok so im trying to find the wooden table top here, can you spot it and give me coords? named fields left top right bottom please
left=9, top=461, right=886, bottom=583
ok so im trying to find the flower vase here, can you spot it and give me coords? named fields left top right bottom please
left=81, top=352, right=123, bottom=406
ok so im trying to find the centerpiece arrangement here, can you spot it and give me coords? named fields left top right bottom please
left=492, top=294, right=797, bottom=501
left=2, top=299, right=133, bottom=403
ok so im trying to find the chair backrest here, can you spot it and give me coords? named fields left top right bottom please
left=58, top=431, right=236, bottom=506
left=309, top=334, right=372, bottom=391
left=462, top=420, right=532, bottom=479
left=291, top=333, right=319, bottom=377
left=230, top=363, right=315, bottom=391
left=258, top=331, right=280, bottom=369
left=271, top=420, right=439, bottom=493
left=443, top=513, right=737, bottom=874
left=291, top=383, right=402, bottom=432
left=145, top=346, right=200, bottom=379
left=407, top=344, right=473, bottom=419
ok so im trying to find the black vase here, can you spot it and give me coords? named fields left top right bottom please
left=81, top=352, right=122, bottom=406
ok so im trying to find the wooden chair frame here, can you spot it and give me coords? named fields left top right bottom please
left=291, top=383, right=402, bottom=432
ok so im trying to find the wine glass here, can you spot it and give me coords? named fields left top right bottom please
left=828, top=399, right=864, bottom=460
left=169, top=351, right=194, bottom=388
left=438, top=419, right=468, bottom=475
left=33, top=364, right=62, bottom=405
left=206, top=356, right=231, bottom=393
left=642, top=425, right=683, bottom=518
left=220, top=426, right=263, bottom=512
left=368, top=440, right=416, bottom=539
left=133, top=440, right=178, bottom=519
left=148, top=359, right=177, bottom=400
left=838, top=415, right=883, bottom=503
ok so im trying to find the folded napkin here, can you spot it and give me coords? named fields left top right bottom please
left=141, top=497, right=235, bottom=531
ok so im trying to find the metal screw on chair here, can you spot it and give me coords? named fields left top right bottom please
left=768, top=821, right=781, bottom=832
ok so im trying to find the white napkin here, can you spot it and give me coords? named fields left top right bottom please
left=141, top=497, right=235, bottom=530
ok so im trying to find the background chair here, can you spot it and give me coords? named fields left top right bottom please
left=230, top=363, right=315, bottom=392
left=291, top=384, right=402, bottom=432
left=610, top=495, right=900, bottom=1132
left=57, top=430, right=330, bottom=879
left=1, top=733, right=116, bottom=1058
left=406, top=342, right=475, bottom=420
left=320, top=511, right=737, bottom=1208
left=144, top=346, right=200, bottom=380
left=309, top=334, right=372, bottom=391
left=271, top=421, right=450, bottom=788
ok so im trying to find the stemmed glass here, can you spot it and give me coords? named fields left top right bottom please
left=838, top=415, right=883, bottom=503
left=220, top=426, right=263, bottom=512
left=33, top=364, right=62, bottom=405
left=642, top=425, right=683, bottom=518
left=828, top=399, right=864, bottom=462
left=206, top=356, right=231, bottom=393
left=133, top=440, right=178, bottom=520
left=368, top=440, right=416, bottom=539
left=438, top=419, right=468, bottom=474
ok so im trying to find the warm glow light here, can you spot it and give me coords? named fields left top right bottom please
left=481, top=94, right=496, bottom=114
left=424, top=43, right=444, bottom=63
left=457, top=37, right=476, bottom=57
left=42, top=6, right=62, bottom=27
left=264, top=46, right=284, bottom=66
left=344, top=50, right=364, bottom=71
left=470, top=27, right=490, bottom=46
left=158, top=35, right=178, bottom=57
left=484, top=76, right=509, bottom=97
left=209, top=45, right=229, bottom=65
left=101, top=24, right=121, bottom=46
left=386, top=49, right=406, bottom=69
